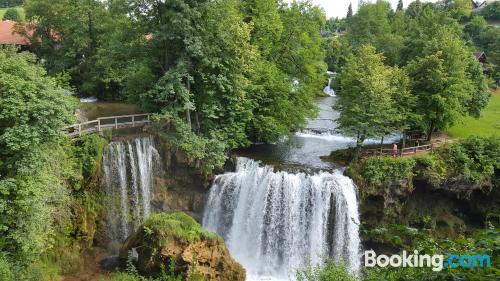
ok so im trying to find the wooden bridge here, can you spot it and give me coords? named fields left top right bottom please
left=363, top=143, right=434, bottom=157
left=63, top=113, right=153, bottom=138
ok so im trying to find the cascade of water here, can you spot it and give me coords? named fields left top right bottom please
left=102, top=136, right=161, bottom=243
left=323, top=77, right=335, bottom=96
left=203, top=157, right=361, bottom=280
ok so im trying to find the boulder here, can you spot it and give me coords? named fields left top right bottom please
left=120, top=212, right=245, bottom=281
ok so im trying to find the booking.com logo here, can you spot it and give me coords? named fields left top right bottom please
left=364, top=250, right=491, bottom=272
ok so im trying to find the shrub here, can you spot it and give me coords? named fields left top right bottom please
left=0, top=255, right=14, bottom=281
left=2, top=8, right=20, bottom=21
left=75, top=134, right=108, bottom=187
left=142, top=212, right=217, bottom=243
left=296, top=260, right=357, bottom=281
left=445, top=136, right=500, bottom=186
left=360, top=157, right=416, bottom=187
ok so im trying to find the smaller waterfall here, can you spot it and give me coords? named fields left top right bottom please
left=203, top=157, right=361, bottom=280
left=323, top=77, right=335, bottom=96
left=102, top=137, right=161, bottom=243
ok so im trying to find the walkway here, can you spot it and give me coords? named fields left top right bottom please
left=63, top=113, right=152, bottom=138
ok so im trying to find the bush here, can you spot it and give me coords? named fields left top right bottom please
left=296, top=260, right=357, bottom=281
left=446, top=136, right=500, bottom=186
left=0, top=255, right=14, bottom=281
left=75, top=134, right=108, bottom=187
left=142, top=212, right=216, bottom=243
left=360, top=157, right=416, bottom=187
left=2, top=8, right=20, bottom=21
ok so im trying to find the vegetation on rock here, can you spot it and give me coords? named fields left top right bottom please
left=120, top=212, right=245, bottom=281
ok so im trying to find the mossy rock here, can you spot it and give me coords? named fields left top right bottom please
left=120, top=212, right=245, bottom=281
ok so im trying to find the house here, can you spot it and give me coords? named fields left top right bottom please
left=474, top=51, right=491, bottom=73
left=471, top=0, right=496, bottom=11
left=474, top=51, right=487, bottom=63
left=0, top=20, right=32, bottom=47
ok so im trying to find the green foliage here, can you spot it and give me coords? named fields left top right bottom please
left=142, top=212, right=216, bottom=244
left=0, top=255, right=14, bottom=281
left=0, top=48, right=78, bottom=275
left=480, top=1, right=500, bottom=21
left=445, top=136, right=500, bottom=186
left=351, top=136, right=498, bottom=193
left=0, top=48, right=76, bottom=167
left=363, top=227, right=499, bottom=281
left=75, top=134, right=108, bottom=186
left=360, top=157, right=416, bottom=187
left=2, top=7, right=19, bottom=21
left=335, top=45, right=412, bottom=150
left=154, top=113, right=227, bottom=173
left=296, top=260, right=357, bottom=281
left=0, top=0, right=22, bottom=8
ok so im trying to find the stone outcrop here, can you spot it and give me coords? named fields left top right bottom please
left=120, top=212, right=245, bottom=281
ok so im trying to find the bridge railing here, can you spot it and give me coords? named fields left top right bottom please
left=363, top=144, right=434, bottom=157
left=63, top=113, right=152, bottom=138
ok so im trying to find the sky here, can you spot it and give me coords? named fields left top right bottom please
left=304, top=0, right=439, bottom=18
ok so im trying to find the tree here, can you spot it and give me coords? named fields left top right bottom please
left=0, top=0, right=22, bottom=8
left=405, top=27, right=487, bottom=140
left=2, top=8, right=20, bottom=21
left=0, top=48, right=76, bottom=266
left=24, top=0, right=108, bottom=96
left=446, top=0, right=472, bottom=21
left=347, top=1, right=392, bottom=48
left=397, top=0, right=404, bottom=11
left=347, top=3, right=353, bottom=18
left=335, top=45, right=411, bottom=155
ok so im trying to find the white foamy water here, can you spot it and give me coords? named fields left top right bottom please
left=203, top=157, right=361, bottom=280
left=102, top=137, right=161, bottom=243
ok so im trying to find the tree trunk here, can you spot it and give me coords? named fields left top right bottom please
left=353, top=133, right=364, bottom=162
left=402, top=131, right=406, bottom=149
left=427, top=121, right=435, bottom=142
left=185, top=75, right=192, bottom=130
left=194, top=110, right=200, bottom=133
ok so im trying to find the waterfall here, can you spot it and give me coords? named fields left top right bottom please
left=102, top=136, right=161, bottom=243
left=323, top=77, right=335, bottom=96
left=203, top=157, right=361, bottom=280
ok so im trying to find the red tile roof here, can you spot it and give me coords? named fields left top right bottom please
left=0, top=20, right=31, bottom=45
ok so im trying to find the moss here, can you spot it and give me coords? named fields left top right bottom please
left=141, top=213, right=218, bottom=245
left=75, top=134, right=109, bottom=188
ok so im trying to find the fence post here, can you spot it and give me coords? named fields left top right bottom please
left=78, top=124, right=82, bottom=137
left=115, top=117, right=118, bottom=129
left=132, top=115, right=135, bottom=126
left=98, top=119, right=101, bottom=132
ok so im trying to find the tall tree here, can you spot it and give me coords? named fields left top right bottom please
left=347, top=3, right=353, bottom=18
left=397, top=0, right=404, bottom=11
left=335, top=45, right=411, bottom=155
left=24, top=0, right=108, bottom=96
left=0, top=48, right=75, bottom=265
left=405, top=27, right=488, bottom=140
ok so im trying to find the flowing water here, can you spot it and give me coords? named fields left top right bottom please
left=202, top=96, right=385, bottom=280
left=203, top=157, right=361, bottom=280
left=102, top=136, right=161, bottom=244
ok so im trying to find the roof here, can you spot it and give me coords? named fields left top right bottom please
left=474, top=52, right=486, bottom=59
left=0, top=20, right=31, bottom=45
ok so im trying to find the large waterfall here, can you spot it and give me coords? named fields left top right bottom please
left=102, top=136, right=161, bottom=243
left=203, top=157, right=361, bottom=280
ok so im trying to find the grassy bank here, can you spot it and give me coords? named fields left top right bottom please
left=447, top=89, right=500, bottom=138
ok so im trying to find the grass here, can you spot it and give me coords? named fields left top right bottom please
left=0, top=6, right=25, bottom=21
left=447, top=88, right=500, bottom=138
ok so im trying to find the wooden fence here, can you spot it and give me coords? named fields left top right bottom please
left=363, top=144, right=434, bottom=157
left=63, top=113, right=152, bottom=138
